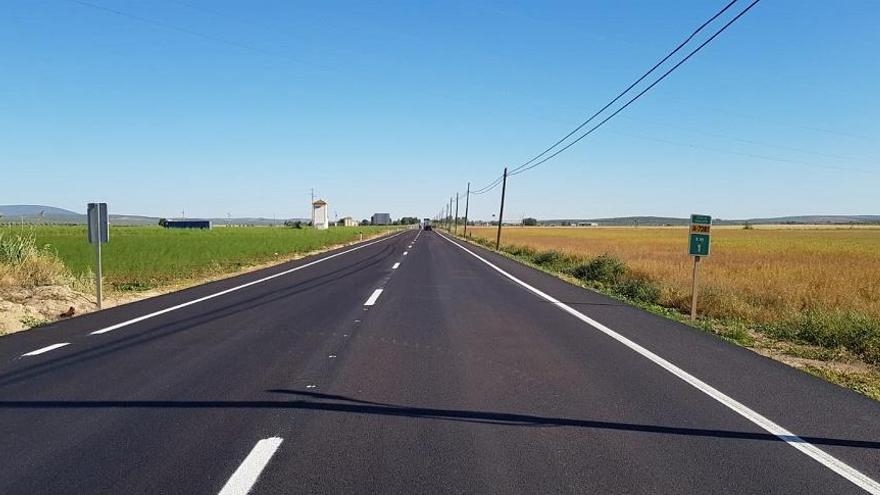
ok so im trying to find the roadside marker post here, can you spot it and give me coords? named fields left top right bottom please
left=87, top=202, right=109, bottom=309
left=688, top=214, right=711, bottom=319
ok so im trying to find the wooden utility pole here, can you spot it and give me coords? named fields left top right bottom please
left=448, top=197, right=453, bottom=230
left=449, top=198, right=453, bottom=230
left=495, top=167, right=508, bottom=250
left=691, top=256, right=701, bottom=320
left=454, top=193, right=459, bottom=234
left=463, top=182, right=470, bottom=237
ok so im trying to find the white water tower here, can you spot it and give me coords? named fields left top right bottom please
left=312, top=199, right=329, bottom=230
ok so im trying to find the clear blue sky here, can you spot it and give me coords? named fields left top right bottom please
left=2, top=0, right=877, bottom=221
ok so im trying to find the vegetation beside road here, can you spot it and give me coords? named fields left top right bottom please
left=0, top=225, right=395, bottom=333
left=460, top=226, right=880, bottom=400
left=1, top=225, right=393, bottom=291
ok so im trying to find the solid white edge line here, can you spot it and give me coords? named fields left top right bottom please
left=364, top=288, right=383, bottom=306
left=438, top=232, right=880, bottom=494
left=90, top=231, right=409, bottom=335
left=218, top=437, right=283, bottom=495
left=392, top=262, right=401, bottom=270
left=22, top=342, right=71, bottom=357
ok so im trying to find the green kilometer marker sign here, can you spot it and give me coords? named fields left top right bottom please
left=688, top=213, right=711, bottom=320
left=688, top=214, right=712, bottom=257
left=689, top=233, right=711, bottom=256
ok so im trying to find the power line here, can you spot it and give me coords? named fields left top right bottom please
left=508, top=0, right=740, bottom=175
left=509, top=0, right=762, bottom=177
left=616, top=115, right=879, bottom=165
left=65, top=0, right=328, bottom=70
left=470, top=175, right=504, bottom=195
left=607, top=130, right=878, bottom=175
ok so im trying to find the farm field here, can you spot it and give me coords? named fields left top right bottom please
left=465, top=224, right=880, bottom=399
left=0, top=225, right=394, bottom=292
left=466, top=225, right=880, bottom=324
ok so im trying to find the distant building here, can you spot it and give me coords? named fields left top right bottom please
left=371, top=213, right=391, bottom=225
left=164, top=219, right=212, bottom=229
left=312, top=200, right=330, bottom=230
left=340, top=216, right=357, bottom=227
left=577, top=222, right=599, bottom=227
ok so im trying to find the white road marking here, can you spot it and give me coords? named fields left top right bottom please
left=22, top=342, right=71, bottom=357
left=392, top=262, right=400, bottom=270
left=306, top=384, right=317, bottom=389
left=439, top=233, right=880, bottom=494
left=218, top=437, right=283, bottom=495
left=403, top=251, right=408, bottom=256
left=364, top=289, right=384, bottom=306
left=89, top=231, right=408, bottom=335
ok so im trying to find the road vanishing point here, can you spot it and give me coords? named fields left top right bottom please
left=1, top=229, right=879, bottom=494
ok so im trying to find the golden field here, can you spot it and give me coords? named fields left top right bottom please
left=466, top=226, right=880, bottom=324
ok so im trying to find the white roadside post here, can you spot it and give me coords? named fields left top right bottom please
left=87, top=203, right=109, bottom=309
left=688, top=214, right=712, bottom=320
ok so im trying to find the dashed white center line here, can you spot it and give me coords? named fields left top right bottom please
left=439, top=232, right=880, bottom=494
left=364, top=288, right=384, bottom=306
left=22, top=343, right=70, bottom=357
left=87, top=231, right=408, bottom=336
left=403, top=251, right=408, bottom=256
left=392, top=262, right=400, bottom=270
left=218, top=437, right=283, bottom=495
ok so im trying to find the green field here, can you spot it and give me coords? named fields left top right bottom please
left=0, top=225, right=394, bottom=291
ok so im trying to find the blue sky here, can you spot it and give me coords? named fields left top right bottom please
left=2, top=0, right=877, bottom=221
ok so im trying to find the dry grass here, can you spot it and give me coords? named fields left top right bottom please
left=463, top=225, right=880, bottom=399
left=0, top=232, right=70, bottom=288
left=467, top=226, right=880, bottom=324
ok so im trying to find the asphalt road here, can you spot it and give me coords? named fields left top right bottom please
left=1, top=228, right=879, bottom=494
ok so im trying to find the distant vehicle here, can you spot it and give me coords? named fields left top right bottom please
left=423, top=218, right=432, bottom=231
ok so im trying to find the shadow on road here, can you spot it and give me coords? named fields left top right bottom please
left=0, top=388, right=878, bottom=451
left=0, top=245, right=398, bottom=389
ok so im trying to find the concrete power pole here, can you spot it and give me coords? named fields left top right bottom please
left=463, top=182, right=470, bottom=237
left=454, top=193, right=459, bottom=235
left=495, top=167, right=508, bottom=250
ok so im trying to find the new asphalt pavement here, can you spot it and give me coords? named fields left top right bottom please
left=1, top=228, right=878, bottom=494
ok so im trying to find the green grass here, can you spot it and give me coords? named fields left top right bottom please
left=801, top=365, right=880, bottom=402
left=0, top=225, right=393, bottom=291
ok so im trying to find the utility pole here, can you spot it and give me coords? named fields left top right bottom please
left=463, top=182, right=470, bottom=237
left=495, top=167, right=508, bottom=250
left=454, top=193, right=459, bottom=235
left=449, top=197, right=454, bottom=230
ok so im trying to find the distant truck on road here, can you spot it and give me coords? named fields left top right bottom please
left=162, top=219, right=212, bottom=229
left=422, top=218, right=432, bottom=231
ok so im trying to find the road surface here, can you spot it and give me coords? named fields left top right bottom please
left=1, top=229, right=879, bottom=494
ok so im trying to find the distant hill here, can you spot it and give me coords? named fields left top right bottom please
left=0, top=205, right=79, bottom=217
left=0, top=205, right=309, bottom=226
left=540, top=215, right=880, bottom=226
